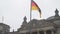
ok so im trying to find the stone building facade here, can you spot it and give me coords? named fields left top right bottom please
left=0, top=9, right=60, bottom=34
left=17, top=9, right=60, bottom=34
left=0, top=23, right=10, bottom=34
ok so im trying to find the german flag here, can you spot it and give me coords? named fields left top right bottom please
left=31, top=0, right=41, bottom=18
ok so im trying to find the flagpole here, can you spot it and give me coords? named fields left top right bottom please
left=30, top=0, right=32, bottom=21
left=30, top=0, right=32, bottom=33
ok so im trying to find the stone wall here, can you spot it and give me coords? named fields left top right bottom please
left=56, top=28, right=60, bottom=34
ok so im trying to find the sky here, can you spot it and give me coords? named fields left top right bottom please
left=0, top=0, right=60, bottom=32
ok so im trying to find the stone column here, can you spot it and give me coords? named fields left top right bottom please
left=25, top=33, right=26, bottom=34
left=37, top=31, right=40, bottom=34
left=2, top=32, right=4, bottom=34
left=44, top=31, right=46, bottom=34
left=30, top=32, right=32, bottom=34
left=51, top=30, right=54, bottom=34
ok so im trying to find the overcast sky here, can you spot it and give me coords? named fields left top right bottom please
left=0, top=0, right=60, bottom=32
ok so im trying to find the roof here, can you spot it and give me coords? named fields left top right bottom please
left=19, top=19, right=56, bottom=31
left=47, top=9, right=60, bottom=21
left=47, top=16, right=60, bottom=21
left=0, top=23, right=10, bottom=28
